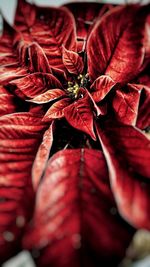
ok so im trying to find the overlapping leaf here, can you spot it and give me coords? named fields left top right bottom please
left=32, top=122, right=54, bottom=191
left=23, top=149, right=134, bottom=267
left=0, top=19, right=27, bottom=85
left=0, top=113, right=47, bottom=263
left=14, top=0, right=77, bottom=71
left=29, top=89, right=66, bottom=104
left=43, top=98, right=71, bottom=120
left=65, top=3, right=113, bottom=52
left=90, top=75, right=116, bottom=102
left=96, top=121, right=150, bottom=229
left=28, top=42, right=51, bottom=73
left=64, top=91, right=96, bottom=140
left=87, top=5, right=147, bottom=83
left=9, top=73, right=62, bottom=99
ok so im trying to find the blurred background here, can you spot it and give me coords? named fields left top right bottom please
left=0, top=0, right=150, bottom=25
left=0, top=0, right=150, bottom=266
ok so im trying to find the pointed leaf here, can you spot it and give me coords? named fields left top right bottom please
left=0, top=112, right=47, bottom=262
left=86, top=90, right=101, bottom=116
left=87, top=5, right=146, bottom=83
left=14, top=2, right=77, bottom=71
left=91, top=75, right=116, bottom=102
left=112, top=84, right=142, bottom=126
left=9, top=73, right=62, bottom=99
left=23, top=149, right=134, bottom=267
left=43, top=98, right=71, bottom=121
left=32, top=122, right=54, bottom=191
left=64, top=92, right=96, bottom=140
left=29, top=89, right=66, bottom=104
left=96, top=121, right=150, bottom=229
left=62, top=47, right=84, bottom=75
left=28, top=42, right=51, bottom=73
left=0, top=19, right=17, bottom=65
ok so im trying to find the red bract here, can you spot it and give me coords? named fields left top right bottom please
left=0, top=113, right=47, bottom=262
left=23, top=149, right=134, bottom=267
left=0, top=0, right=150, bottom=266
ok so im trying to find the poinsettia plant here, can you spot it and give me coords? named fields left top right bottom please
left=0, top=0, right=150, bottom=266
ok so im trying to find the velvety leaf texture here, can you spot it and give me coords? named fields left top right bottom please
left=23, top=149, right=134, bottom=267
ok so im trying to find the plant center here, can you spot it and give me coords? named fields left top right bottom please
left=67, top=74, right=89, bottom=99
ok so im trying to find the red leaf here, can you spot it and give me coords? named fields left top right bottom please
left=138, top=72, right=150, bottom=87
left=0, top=112, right=47, bottom=262
left=0, top=20, right=17, bottom=65
left=9, top=73, right=62, bottom=99
left=64, top=92, right=96, bottom=140
left=112, top=84, right=141, bottom=126
left=14, top=0, right=36, bottom=31
left=91, top=75, right=116, bottom=102
left=0, top=65, right=27, bottom=85
left=28, top=89, right=66, bottom=104
left=23, top=149, right=134, bottom=267
left=96, top=121, right=150, bottom=229
left=28, top=42, right=51, bottom=73
left=62, top=47, right=84, bottom=75
left=14, top=2, right=77, bottom=71
left=43, top=98, right=71, bottom=121
left=143, top=14, right=150, bottom=62
left=51, top=67, right=67, bottom=82
left=0, top=19, right=17, bottom=64
left=0, top=19, right=27, bottom=85
left=136, top=85, right=150, bottom=130
left=0, top=86, right=17, bottom=116
left=87, top=5, right=146, bottom=83
left=86, top=90, right=101, bottom=116
left=32, top=122, right=54, bottom=191
left=65, top=3, right=113, bottom=52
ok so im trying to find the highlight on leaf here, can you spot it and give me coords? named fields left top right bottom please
left=0, top=0, right=150, bottom=266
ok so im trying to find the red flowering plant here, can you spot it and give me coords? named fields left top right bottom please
left=0, top=0, right=150, bottom=266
